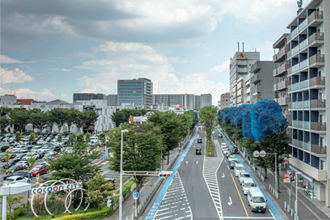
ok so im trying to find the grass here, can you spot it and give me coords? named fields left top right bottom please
left=206, top=139, right=215, bottom=157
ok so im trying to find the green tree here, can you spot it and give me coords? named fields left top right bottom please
left=85, top=132, right=92, bottom=143
left=50, top=108, right=67, bottom=133
left=99, top=132, right=106, bottom=146
left=65, top=109, right=78, bottom=133
left=28, top=157, right=37, bottom=169
left=86, top=173, right=115, bottom=209
left=1, top=152, right=10, bottom=172
left=111, top=109, right=149, bottom=127
left=48, top=134, right=99, bottom=182
left=57, top=133, right=62, bottom=142
left=0, top=116, right=9, bottom=133
left=15, top=131, right=21, bottom=142
left=29, top=132, right=36, bottom=144
left=10, top=109, right=29, bottom=132
left=148, top=111, right=182, bottom=164
left=0, top=195, right=24, bottom=220
left=28, top=109, right=44, bottom=132
left=199, top=106, right=218, bottom=139
left=109, top=122, right=163, bottom=205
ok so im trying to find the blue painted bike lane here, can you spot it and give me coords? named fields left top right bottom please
left=145, top=127, right=198, bottom=220
left=217, top=128, right=285, bottom=220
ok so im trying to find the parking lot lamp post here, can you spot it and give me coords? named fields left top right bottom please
left=119, top=129, right=128, bottom=220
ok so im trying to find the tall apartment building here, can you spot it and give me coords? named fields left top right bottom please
left=195, top=95, right=201, bottom=110
left=230, top=47, right=260, bottom=106
left=73, top=93, right=105, bottom=103
left=286, top=0, right=330, bottom=205
left=250, top=61, right=275, bottom=104
left=117, top=78, right=153, bottom=107
left=183, top=94, right=195, bottom=110
left=200, top=94, right=212, bottom=108
left=220, top=92, right=230, bottom=109
left=273, top=34, right=291, bottom=117
left=153, top=94, right=184, bottom=107
left=106, top=94, right=118, bottom=106
left=0, top=94, right=17, bottom=105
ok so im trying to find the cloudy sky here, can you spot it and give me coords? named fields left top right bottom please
left=0, top=0, right=303, bottom=104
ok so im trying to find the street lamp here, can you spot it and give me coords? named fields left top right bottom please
left=119, top=129, right=128, bottom=220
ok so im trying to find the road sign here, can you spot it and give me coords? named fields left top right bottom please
left=253, top=150, right=260, bottom=157
left=107, top=199, right=112, bottom=207
left=284, top=173, right=289, bottom=179
left=260, top=150, right=266, bottom=157
left=133, top=192, right=139, bottom=200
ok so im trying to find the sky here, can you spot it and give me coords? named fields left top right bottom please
left=0, top=0, right=304, bottom=104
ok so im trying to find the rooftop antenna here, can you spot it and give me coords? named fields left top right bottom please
left=242, top=42, right=245, bottom=52
left=237, top=42, right=240, bottom=52
left=297, top=0, right=303, bottom=14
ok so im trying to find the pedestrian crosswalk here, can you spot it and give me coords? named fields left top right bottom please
left=203, top=154, right=223, bottom=219
left=154, top=172, right=192, bottom=220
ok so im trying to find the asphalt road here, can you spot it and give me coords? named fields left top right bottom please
left=216, top=139, right=274, bottom=220
left=179, top=131, right=219, bottom=219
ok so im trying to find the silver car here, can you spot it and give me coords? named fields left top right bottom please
left=3, top=175, right=30, bottom=185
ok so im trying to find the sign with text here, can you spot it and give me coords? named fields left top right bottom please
left=31, top=182, right=82, bottom=195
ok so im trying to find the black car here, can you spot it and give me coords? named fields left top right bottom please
left=196, top=148, right=202, bottom=155
left=197, top=139, right=202, bottom=144
left=3, top=158, right=20, bottom=169
left=1, top=145, right=10, bottom=152
left=231, top=147, right=239, bottom=154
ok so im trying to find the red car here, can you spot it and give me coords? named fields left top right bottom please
left=31, top=165, right=47, bottom=177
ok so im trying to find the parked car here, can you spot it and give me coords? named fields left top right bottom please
left=31, top=165, right=48, bottom=176
left=6, top=164, right=24, bottom=175
left=231, top=147, right=239, bottom=154
left=247, top=187, right=267, bottom=213
left=3, top=175, right=30, bottom=185
left=197, top=138, right=202, bottom=144
left=221, top=143, right=227, bottom=148
left=239, top=171, right=251, bottom=185
left=228, top=155, right=238, bottom=169
left=242, top=178, right=256, bottom=195
left=4, top=170, right=32, bottom=180
left=234, top=163, right=245, bottom=177
left=196, top=147, right=202, bottom=155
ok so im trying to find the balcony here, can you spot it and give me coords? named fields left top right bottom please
left=310, top=99, right=326, bottom=108
left=311, top=122, right=326, bottom=131
left=299, top=59, right=309, bottom=70
left=308, top=10, right=323, bottom=25
left=251, top=74, right=261, bottom=84
left=273, top=84, right=277, bottom=92
left=290, top=27, right=299, bottom=39
left=291, top=45, right=300, bottom=57
left=311, top=144, right=326, bottom=155
left=299, top=39, right=308, bottom=51
left=289, top=157, right=327, bottom=181
left=308, top=32, right=324, bottom=46
left=309, top=54, right=325, bottom=67
left=291, top=100, right=310, bottom=109
left=290, top=79, right=309, bottom=91
left=310, top=76, right=325, bottom=87
left=273, top=46, right=288, bottom=62
left=298, top=19, right=308, bottom=32
left=291, top=63, right=299, bottom=74
left=274, top=62, right=289, bottom=77
left=277, top=96, right=290, bottom=106
left=277, top=79, right=290, bottom=91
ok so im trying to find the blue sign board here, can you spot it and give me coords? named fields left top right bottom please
left=133, top=192, right=139, bottom=199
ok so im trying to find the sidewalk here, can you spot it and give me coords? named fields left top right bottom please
left=219, top=126, right=330, bottom=220
left=104, top=148, right=181, bottom=220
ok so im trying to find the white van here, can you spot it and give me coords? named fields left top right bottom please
left=242, top=178, right=256, bottom=195
left=234, top=163, right=245, bottom=177
left=247, top=187, right=267, bottom=213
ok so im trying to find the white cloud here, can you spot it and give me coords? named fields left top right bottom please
left=209, top=60, right=230, bottom=74
left=78, top=41, right=227, bottom=104
left=60, top=68, right=72, bottom=72
left=0, top=67, right=33, bottom=84
left=0, top=87, right=56, bottom=101
left=0, top=55, right=23, bottom=64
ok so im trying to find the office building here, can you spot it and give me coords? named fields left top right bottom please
left=117, top=78, right=153, bottom=107
left=273, top=34, right=291, bottom=118
left=0, top=94, right=17, bottom=105
left=220, top=93, right=231, bottom=109
left=230, top=44, right=260, bottom=106
left=106, top=94, right=118, bottom=106
left=286, top=0, right=330, bottom=205
left=73, top=93, right=105, bottom=103
left=200, top=94, right=212, bottom=108
left=195, top=95, right=201, bottom=110
left=250, top=61, right=275, bottom=104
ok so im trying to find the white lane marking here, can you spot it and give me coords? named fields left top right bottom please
left=196, top=160, right=198, bottom=164
left=222, top=172, right=225, bottom=178
left=222, top=217, right=274, bottom=219
left=227, top=165, right=230, bottom=170
left=185, top=161, right=189, bottom=165
left=227, top=196, right=232, bottom=206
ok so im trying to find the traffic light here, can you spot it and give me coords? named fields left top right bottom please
left=158, top=171, right=173, bottom=177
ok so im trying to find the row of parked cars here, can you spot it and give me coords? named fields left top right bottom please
left=0, top=133, right=81, bottom=186
left=220, top=142, right=268, bottom=213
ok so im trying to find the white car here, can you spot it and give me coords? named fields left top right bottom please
left=65, top=147, right=73, bottom=153
left=239, top=171, right=251, bottom=184
left=3, top=175, right=30, bottom=185
left=242, top=178, right=256, bottom=195
left=247, top=187, right=267, bottom=213
left=234, top=163, right=245, bottom=177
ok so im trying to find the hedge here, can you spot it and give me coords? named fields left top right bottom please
left=53, top=207, right=112, bottom=220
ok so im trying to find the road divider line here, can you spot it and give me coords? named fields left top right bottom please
left=230, top=173, right=249, bottom=217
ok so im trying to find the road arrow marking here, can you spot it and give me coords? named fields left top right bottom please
left=185, top=161, right=189, bottom=165
left=222, top=173, right=225, bottom=178
left=227, top=196, right=232, bottom=206
left=196, top=161, right=198, bottom=164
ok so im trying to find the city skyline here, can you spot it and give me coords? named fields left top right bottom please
left=0, top=0, right=302, bottom=105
